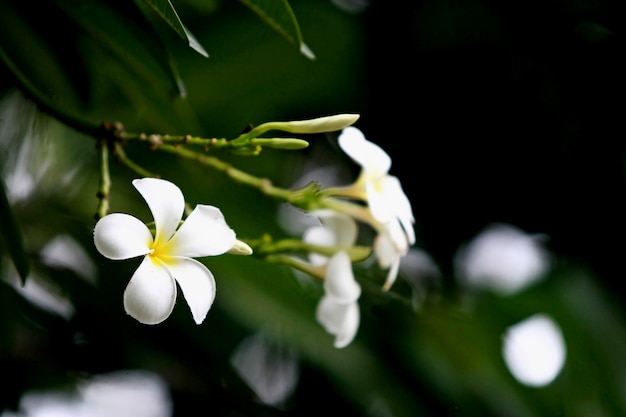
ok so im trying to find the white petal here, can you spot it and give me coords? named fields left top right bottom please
left=315, top=210, right=358, bottom=247
left=324, top=252, right=361, bottom=303
left=338, top=127, right=391, bottom=178
left=123, top=256, right=176, bottom=325
left=374, top=231, right=403, bottom=291
left=333, top=302, right=360, bottom=349
left=164, top=205, right=236, bottom=257
left=384, top=176, right=415, bottom=224
left=316, top=296, right=343, bottom=334
left=315, top=296, right=360, bottom=349
left=93, top=213, right=152, bottom=260
left=161, top=256, right=216, bottom=324
left=303, top=226, right=334, bottom=266
left=377, top=219, right=410, bottom=255
left=303, top=225, right=336, bottom=247
left=368, top=176, right=414, bottom=227
left=366, top=181, right=394, bottom=223
left=378, top=177, right=415, bottom=244
left=382, top=254, right=401, bottom=292
left=374, top=231, right=399, bottom=269
left=133, top=178, right=184, bottom=246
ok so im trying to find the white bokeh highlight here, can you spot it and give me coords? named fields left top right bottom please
left=40, top=234, right=98, bottom=284
left=455, top=223, right=550, bottom=295
left=1, top=370, right=172, bottom=417
left=230, top=330, right=299, bottom=407
left=502, top=314, right=566, bottom=387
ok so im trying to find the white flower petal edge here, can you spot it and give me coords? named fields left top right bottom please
left=338, top=126, right=391, bottom=178
left=315, top=209, right=358, bottom=248
left=165, top=205, right=236, bottom=258
left=133, top=178, right=184, bottom=245
left=316, top=295, right=360, bottom=349
left=94, top=213, right=153, bottom=260
left=303, top=210, right=358, bottom=267
left=315, top=252, right=361, bottom=348
left=324, top=251, right=361, bottom=303
left=303, top=226, right=336, bottom=266
left=367, top=176, right=415, bottom=236
left=161, top=256, right=216, bottom=324
left=124, top=256, right=177, bottom=325
left=374, top=220, right=408, bottom=291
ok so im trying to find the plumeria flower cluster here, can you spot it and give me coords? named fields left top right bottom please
left=90, top=115, right=414, bottom=352
left=323, top=126, right=415, bottom=291
left=289, top=127, right=415, bottom=348
left=93, top=178, right=246, bottom=325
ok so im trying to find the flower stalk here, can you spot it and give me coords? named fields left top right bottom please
left=156, top=143, right=311, bottom=204
left=245, top=235, right=371, bottom=263
left=120, top=132, right=308, bottom=153
left=95, top=137, right=111, bottom=220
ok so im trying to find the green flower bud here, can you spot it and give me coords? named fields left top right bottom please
left=251, top=138, right=309, bottom=150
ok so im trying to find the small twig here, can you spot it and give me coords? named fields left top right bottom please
left=113, top=142, right=160, bottom=178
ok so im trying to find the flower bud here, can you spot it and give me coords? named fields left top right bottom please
left=279, top=114, right=360, bottom=134
left=252, top=138, right=309, bottom=150
left=228, top=239, right=253, bottom=255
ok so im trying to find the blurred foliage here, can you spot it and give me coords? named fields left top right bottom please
left=1, top=0, right=625, bottom=416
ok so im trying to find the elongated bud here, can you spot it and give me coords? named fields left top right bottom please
left=248, top=114, right=360, bottom=138
left=228, top=239, right=253, bottom=255
left=251, top=138, right=309, bottom=150
left=279, top=114, right=360, bottom=134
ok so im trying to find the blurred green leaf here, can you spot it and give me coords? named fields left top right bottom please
left=139, top=0, right=209, bottom=57
left=52, top=0, right=187, bottom=97
left=0, top=1, right=85, bottom=112
left=0, top=0, right=186, bottom=125
left=239, top=0, right=315, bottom=59
left=0, top=179, right=29, bottom=285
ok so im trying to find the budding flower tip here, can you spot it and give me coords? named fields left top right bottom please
left=228, top=240, right=253, bottom=256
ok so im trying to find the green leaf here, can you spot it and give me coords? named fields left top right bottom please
left=239, top=0, right=315, bottom=59
left=51, top=0, right=187, bottom=97
left=0, top=179, right=29, bottom=286
left=140, top=0, right=209, bottom=57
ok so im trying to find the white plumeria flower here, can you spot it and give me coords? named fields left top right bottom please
left=315, top=251, right=361, bottom=348
left=93, top=178, right=236, bottom=325
left=303, top=209, right=358, bottom=266
left=338, top=127, right=415, bottom=238
left=303, top=210, right=361, bottom=348
left=336, top=126, right=415, bottom=290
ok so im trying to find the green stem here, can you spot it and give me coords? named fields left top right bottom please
left=264, top=254, right=326, bottom=280
left=120, top=132, right=308, bottom=153
left=121, top=132, right=230, bottom=150
left=113, top=143, right=159, bottom=178
left=157, top=144, right=300, bottom=203
left=246, top=236, right=371, bottom=262
left=95, top=139, right=111, bottom=220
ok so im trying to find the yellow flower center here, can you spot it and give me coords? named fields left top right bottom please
left=148, top=241, right=168, bottom=260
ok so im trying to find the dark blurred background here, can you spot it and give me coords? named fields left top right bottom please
left=358, top=0, right=626, bottom=298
